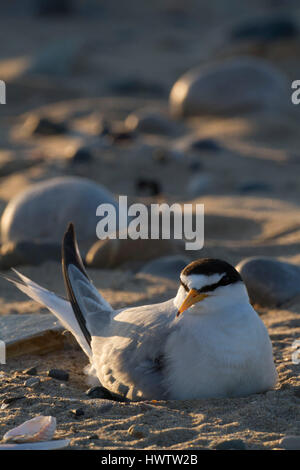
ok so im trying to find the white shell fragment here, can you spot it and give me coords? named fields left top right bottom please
left=0, top=439, right=70, bottom=450
left=2, top=416, right=56, bottom=443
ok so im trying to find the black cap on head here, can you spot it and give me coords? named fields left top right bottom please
left=181, top=258, right=242, bottom=293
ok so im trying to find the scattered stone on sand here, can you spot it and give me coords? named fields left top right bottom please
left=70, top=408, right=85, bottom=418
left=0, top=176, right=118, bottom=244
left=48, top=369, right=69, bottom=381
left=0, top=314, right=64, bottom=359
left=169, top=57, right=288, bottom=117
left=236, top=257, right=300, bottom=307
left=22, top=115, right=67, bottom=136
left=86, top=237, right=180, bottom=269
left=135, top=178, right=161, bottom=196
left=128, top=425, right=147, bottom=439
left=68, top=147, right=93, bottom=165
left=214, top=439, right=247, bottom=450
left=24, top=367, right=38, bottom=376
left=139, top=255, right=189, bottom=281
left=125, top=108, right=180, bottom=136
left=86, top=386, right=124, bottom=402
left=0, top=240, right=61, bottom=269
left=2, top=396, right=25, bottom=407
left=24, top=377, right=40, bottom=388
left=237, top=181, right=271, bottom=194
left=231, top=16, right=298, bottom=42
left=90, top=400, right=114, bottom=413
left=184, top=137, right=222, bottom=153
left=280, top=435, right=300, bottom=450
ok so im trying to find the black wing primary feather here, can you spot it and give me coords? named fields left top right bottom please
left=62, top=223, right=91, bottom=346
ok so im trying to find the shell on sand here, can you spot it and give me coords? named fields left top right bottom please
left=2, top=416, right=56, bottom=443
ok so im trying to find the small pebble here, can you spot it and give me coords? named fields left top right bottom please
left=135, top=178, right=161, bottom=196
left=24, top=377, right=40, bottom=388
left=26, top=116, right=67, bottom=136
left=71, top=408, right=85, bottom=418
left=24, top=366, right=38, bottom=376
left=190, top=138, right=222, bottom=152
left=69, top=147, right=93, bottom=165
left=48, top=369, right=69, bottom=381
left=128, top=425, right=147, bottom=439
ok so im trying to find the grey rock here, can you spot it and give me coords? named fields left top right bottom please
left=236, top=257, right=300, bottom=307
left=23, top=115, right=67, bottom=136
left=140, top=255, right=189, bottom=281
left=86, top=386, right=124, bottom=402
left=24, top=366, right=38, bottom=376
left=86, top=238, right=179, bottom=269
left=48, top=369, right=69, bottom=381
left=169, top=57, right=289, bottom=117
left=24, top=377, right=40, bottom=388
left=215, top=439, right=247, bottom=450
left=125, top=108, right=181, bottom=136
left=280, top=435, right=300, bottom=450
left=1, top=177, right=118, bottom=244
left=0, top=314, right=64, bottom=358
left=128, top=425, right=147, bottom=439
left=26, top=39, right=82, bottom=76
left=0, top=240, right=61, bottom=270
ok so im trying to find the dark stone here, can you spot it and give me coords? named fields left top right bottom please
left=215, top=439, right=247, bottom=450
left=2, top=395, right=25, bottom=405
left=31, top=117, right=67, bottom=136
left=86, top=386, right=126, bottom=402
left=69, top=147, right=93, bottom=165
left=135, top=178, right=161, bottom=196
left=190, top=138, right=222, bottom=152
left=236, top=257, right=300, bottom=307
left=24, top=366, right=38, bottom=376
left=71, top=408, right=85, bottom=418
left=238, top=182, right=271, bottom=194
left=110, top=130, right=135, bottom=144
left=48, top=369, right=69, bottom=381
left=231, top=17, right=298, bottom=42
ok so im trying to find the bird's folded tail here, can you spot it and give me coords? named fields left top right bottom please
left=5, top=269, right=92, bottom=358
left=62, top=223, right=113, bottom=342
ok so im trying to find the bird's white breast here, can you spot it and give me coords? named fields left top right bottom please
left=164, top=301, right=277, bottom=399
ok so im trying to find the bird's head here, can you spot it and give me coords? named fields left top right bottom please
left=174, top=258, right=247, bottom=317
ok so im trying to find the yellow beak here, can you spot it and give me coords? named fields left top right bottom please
left=177, top=288, right=209, bottom=317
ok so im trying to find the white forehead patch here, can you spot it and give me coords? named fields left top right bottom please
left=180, top=272, right=225, bottom=290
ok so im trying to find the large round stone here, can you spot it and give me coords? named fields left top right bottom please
left=169, top=57, right=288, bottom=117
left=1, top=177, right=118, bottom=244
left=236, top=257, right=300, bottom=307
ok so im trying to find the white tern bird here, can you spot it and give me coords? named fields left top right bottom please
left=7, top=223, right=278, bottom=400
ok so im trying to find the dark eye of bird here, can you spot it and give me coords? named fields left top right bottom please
left=180, top=279, right=189, bottom=292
